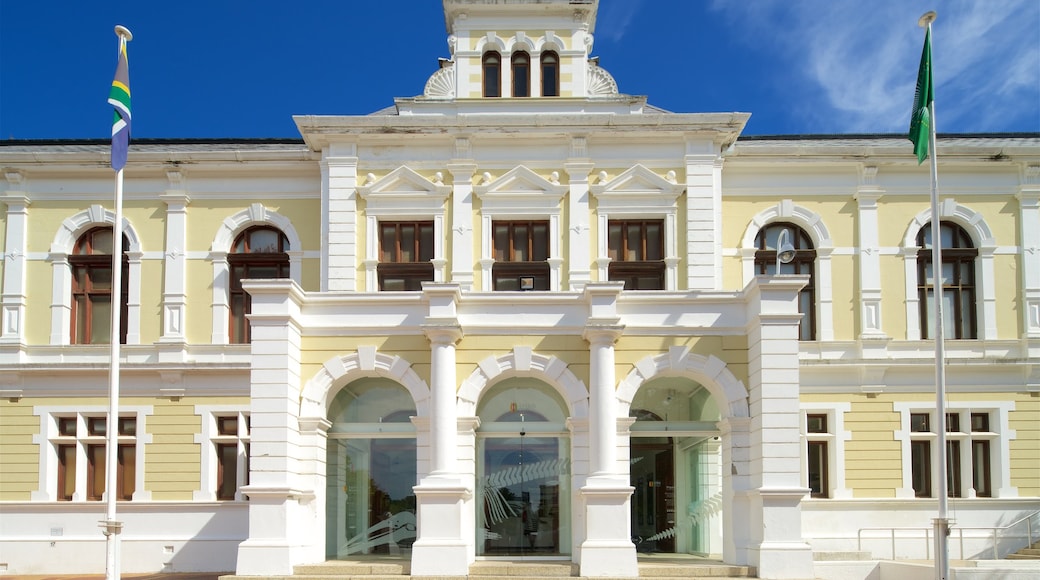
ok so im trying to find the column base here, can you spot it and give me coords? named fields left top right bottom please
left=410, top=475, right=473, bottom=576
left=750, top=541, right=815, bottom=580
left=579, top=479, right=638, bottom=578
left=236, top=539, right=298, bottom=576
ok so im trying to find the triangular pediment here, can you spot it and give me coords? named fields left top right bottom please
left=358, top=166, right=451, bottom=200
left=590, top=164, right=683, bottom=198
left=475, top=166, right=568, bottom=199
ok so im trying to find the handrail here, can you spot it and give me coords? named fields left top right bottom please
left=857, top=510, right=1039, bottom=560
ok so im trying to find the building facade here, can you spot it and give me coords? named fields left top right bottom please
left=0, top=1, right=1038, bottom=578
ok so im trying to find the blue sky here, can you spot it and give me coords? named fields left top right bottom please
left=1, top=0, right=1037, bottom=140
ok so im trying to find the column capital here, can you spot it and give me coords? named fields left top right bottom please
left=583, top=323, right=624, bottom=344
left=422, top=324, right=463, bottom=345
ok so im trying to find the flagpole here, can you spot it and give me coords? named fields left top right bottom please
left=918, top=11, right=951, bottom=580
left=103, top=24, right=132, bottom=580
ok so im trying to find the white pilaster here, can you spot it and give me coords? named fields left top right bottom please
left=744, top=276, right=814, bottom=580
left=1017, top=165, right=1040, bottom=338
left=448, top=159, right=477, bottom=290
left=412, top=283, right=471, bottom=577
left=686, top=144, right=724, bottom=290
left=323, top=143, right=359, bottom=292
left=1, top=181, right=29, bottom=345
left=579, top=282, right=637, bottom=578
left=565, top=157, right=594, bottom=290
left=236, top=279, right=312, bottom=575
left=159, top=181, right=190, bottom=346
left=855, top=170, right=887, bottom=340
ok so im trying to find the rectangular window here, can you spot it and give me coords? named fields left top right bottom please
left=807, top=441, right=828, bottom=498
left=971, top=440, right=992, bottom=497
left=216, top=443, right=239, bottom=500
left=492, top=221, right=550, bottom=291
left=212, top=413, right=250, bottom=501
left=57, top=444, right=76, bottom=501
left=946, top=440, right=962, bottom=498
left=911, top=440, right=932, bottom=497
left=378, top=221, right=435, bottom=291
left=607, top=220, right=665, bottom=290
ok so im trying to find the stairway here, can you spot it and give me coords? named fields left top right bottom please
left=220, top=557, right=758, bottom=580
left=1006, top=540, right=1040, bottom=560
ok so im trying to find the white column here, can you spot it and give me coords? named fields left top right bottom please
left=448, top=156, right=476, bottom=291
left=565, top=156, right=594, bottom=290
left=159, top=183, right=190, bottom=348
left=744, top=276, right=815, bottom=580
left=323, top=143, right=359, bottom=292
left=1018, top=167, right=1040, bottom=338
left=0, top=183, right=29, bottom=345
left=235, top=279, right=310, bottom=575
left=579, top=282, right=637, bottom=578
left=855, top=171, right=887, bottom=340
left=412, top=283, right=471, bottom=577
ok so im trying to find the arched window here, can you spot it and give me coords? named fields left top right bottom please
left=228, top=226, right=289, bottom=343
left=916, top=221, right=977, bottom=339
left=511, top=51, right=530, bottom=97
left=70, top=227, right=128, bottom=344
left=755, top=222, right=816, bottom=340
left=540, top=51, right=559, bottom=97
left=483, top=51, right=501, bottom=98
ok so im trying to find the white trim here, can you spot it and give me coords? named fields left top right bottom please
left=208, top=204, right=302, bottom=344
left=893, top=401, right=1016, bottom=499
left=616, top=345, right=748, bottom=420
left=800, top=403, right=852, bottom=500
left=47, top=206, right=143, bottom=346
left=193, top=405, right=250, bottom=501
left=31, top=405, right=153, bottom=502
left=590, top=165, right=683, bottom=289
left=740, top=200, right=834, bottom=340
left=901, top=201, right=998, bottom=340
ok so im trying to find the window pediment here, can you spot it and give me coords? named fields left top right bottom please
left=591, top=165, right=683, bottom=212
left=475, top=165, right=567, bottom=213
left=358, top=166, right=451, bottom=215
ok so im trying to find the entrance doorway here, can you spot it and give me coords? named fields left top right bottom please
left=476, top=379, right=570, bottom=558
left=629, top=378, right=723, bottom=556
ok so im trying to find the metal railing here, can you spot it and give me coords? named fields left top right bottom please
left=857, top=510, right=1039, bottom=560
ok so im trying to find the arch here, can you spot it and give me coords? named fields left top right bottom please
left=208, top=203, right=303, bottom=343
left=740, top=199, right=835, bottom=340
left=300, top=346, right=430, bottom=420
left=457, top=346, right=588, bottom=419
left=48, top=205, right=143, bottom=345
left=616, top=346, right=748, bottom=420
left=900, top=200, right=997, bottom=340
left=474, top=32, right=507, bottom=53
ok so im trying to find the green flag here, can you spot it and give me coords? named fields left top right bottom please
left=909, top=28, right=933, bottom=164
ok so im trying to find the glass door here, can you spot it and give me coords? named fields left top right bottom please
left=631, top=439, right=675, bottom=553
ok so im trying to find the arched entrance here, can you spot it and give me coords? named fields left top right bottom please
left=629, top=377, right=722, bottom=556
left=476, top=378, right=571, bottom=558
left=325, top=377, right=418, bottom=559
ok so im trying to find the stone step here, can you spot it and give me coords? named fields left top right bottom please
left=1007, top=553, right=1040, bottom=560
left=813, top=551, right=872, bottom=561
left=469, top=562, right=576, bottom=577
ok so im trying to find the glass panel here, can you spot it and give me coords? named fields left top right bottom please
left=494, top=224, right=509, bottom=261
left=910, top=413, right=930, bottom=432
left=91, top=267, right=112, bottom=290
left=118, top=417, right=136, bottom=436
left=806, top=414, right=827, bottom=433
left=972, top=440, right=991, bottom=497
left=217, top=443, right=238, bottom=500
left=218, top=416, right=238, bottom=436
left=542, top=57, right=558, bottom=97
left=970, top=413, right=989, bottom=432
left=419, top=223, right=434, bottom=262
left=119, top=443, right=136, bottom=500
left=328, top=378, right=417, bottom=429
left=75, top=296, right=89, bottom=344
left=910, top=440, right=931, bottom=497
left=58, top=444, right=76, bottom=501
left=88, top=444, right=106, bottom=500
left=532, top=223, right=548, bottom=261
left=608, top=223, right=621, bottom=261
left=939, top=223, right=954, bottom=248
left=946, top=413, right=960, bottom=433
left=513, top=225, right=529, bottom=261
left=397, top=225, right=413, bottom=262
left=59, top=418, right=77, bottom=436
left=88, top=417, right=106, bottom=436
left=646, top=222, right=662, bottom=260
left=631, top=441, right=675, bottom=552
left=626, top=224, right=641, bottom=260
left=230, top=294, right=247, bottom=343
left=249, top=229, right=280, bottom=253
left=247, top=265, right=280, bottom=279
left=960, top=290, right=973, bottom=338
left=942, top=290, right=956, bottom=339
left=799, top=291, right=813, bottom=340
left=380, top=225, right=395, bottom=262
left=327, top=437, right=417, bottom=558
left=941, top=262, right=954, bottom=285
left=90, top=296, right=112, bottom=344
left=92, top=230, right=114, bottom=255
left=946, top=441, right=961, bottom=498
left=807, top=441, right=828, bottom=497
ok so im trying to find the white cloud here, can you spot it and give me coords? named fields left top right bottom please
left=710, top=0, right=1039, bottom=133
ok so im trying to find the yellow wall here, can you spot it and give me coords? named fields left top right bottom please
left=0, top=400, right=39, bottom=500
